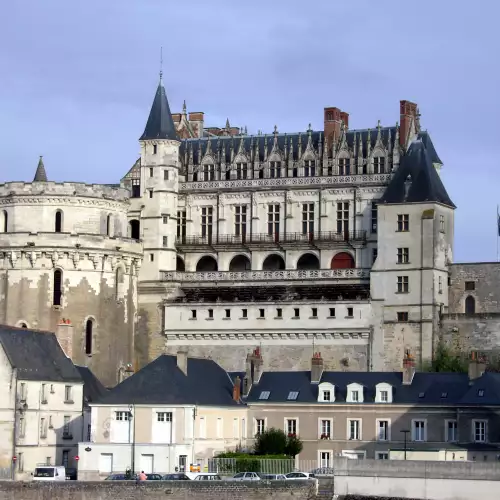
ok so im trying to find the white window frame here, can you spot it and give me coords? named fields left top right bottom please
left=375, top=383, right=393, bottom=403
left=199, top=416, right=206, bottom=439
left=285, top=417, right=299, bottom=436
left=472, top=419, right=487, bottom=443
left=376, top=419, right=391, bottom=441
left=317, top=382, right=335, bottom=402
left=255, top=418, right=266, bottom=435
left=347, top=419, right=362, bottom=440
left=411, top=419, right=427, bottom=442
left=346, top=383, right=364, bottom=403
left=216, top=417, right=223, bottom=439
left=233, top=417, right=239, bottom=439
left=376, top=451, right=390, bottom=460
left=318, top=418, right=333, bottom=439
left=318, top=450, right=333, bottom=468
left=445, top=419, right=458, bottom=443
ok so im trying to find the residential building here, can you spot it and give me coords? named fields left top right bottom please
left=77, top=352, right=246, bottom=479
left=0, top=325, right=85, bottom=480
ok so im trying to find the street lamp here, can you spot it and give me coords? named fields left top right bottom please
left=401, top=430, right=410, bottom=460
left=128, top=405, right=135, bottom=476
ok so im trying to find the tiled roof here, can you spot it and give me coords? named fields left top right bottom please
left=140, top=81, right=178, bottom=141
left=0, top=325, right=82, bottom=383
left=76, top=366, right=108, bottom=406
left=95, top=354, right=241, bottom=406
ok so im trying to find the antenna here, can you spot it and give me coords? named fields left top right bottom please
left=159, top=46, right=163, bottom=82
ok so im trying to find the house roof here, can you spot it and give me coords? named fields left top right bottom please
left=379, top=133, right=455, bottom=208
left=140, top=81, right=178, bottom=141
left=76, top=366, right=107, bottom=406
left=246, top=370, right=500, bottom=406
left=0, top=325, right=82, bottom=383
left=95, top=354, right=241, bottom=406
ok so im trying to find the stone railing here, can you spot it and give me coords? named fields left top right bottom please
left=180, top=173, right=392, bottom=191
left=161, top=268, right=370, bottom=282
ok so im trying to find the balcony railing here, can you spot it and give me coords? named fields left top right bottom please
left=175, top=230, right=366, bottom=247
left=161, top=268, right=370, bottom=282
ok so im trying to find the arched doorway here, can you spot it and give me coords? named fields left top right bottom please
left=331, top=252, right=355, bottom=269
left=262, top=254, right=285, bottom=271
left=229, top=255, right=251, bottom=271
left=465, top=295, right=476, bottom=315
left=129, top=219, right=140, bottom=240
left=297, top=253, right=320, bottom=270
left=196, top=255, right=218, bottom=272
left=176, top=256, right=186, bottom=272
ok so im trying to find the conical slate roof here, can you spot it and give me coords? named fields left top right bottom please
left=139, top=80, right=178, bottom=141
left=379, top=133, right=455, bottom=208
left=33, top=156, right=48, bottom=182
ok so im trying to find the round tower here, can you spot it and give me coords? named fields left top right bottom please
left=0, top=158, right=143, bottom=386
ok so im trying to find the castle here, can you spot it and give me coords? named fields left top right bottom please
left=1, top=76, right=495, bottom=387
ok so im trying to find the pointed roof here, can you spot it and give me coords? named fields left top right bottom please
left=379, top=132, right=455, bottom=208
left=139, top=80, right=178, bottom=141
left=33, top=156, right=48, bottom=182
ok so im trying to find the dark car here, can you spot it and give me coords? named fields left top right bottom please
left=146, top=473, right=163, bottom=480
left=65, top=468, right=78, bottom=480
left=162, top=473, right=191, bottom=480
left=104, top=473, right=128, bottom=480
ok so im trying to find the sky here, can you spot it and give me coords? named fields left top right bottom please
left=0, top=1, right=499, bottom=262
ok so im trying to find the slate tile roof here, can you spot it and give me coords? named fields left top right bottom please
left=76, top=366, right=107, bottom=406
left=0, top=325, right=82, bottom=383
left=140, top=81, right=178, bottom=141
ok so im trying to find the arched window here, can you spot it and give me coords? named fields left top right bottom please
left=331, top=252, right=355, bottom=269
left=106, top=215, right=112, bottom=236
left=465, top=295, right=476, bottom=315
left=176, top=256, right=185, bottom=272
left=85, top=319, right=93, bottom=355
left=20, top=323, right=27, bottom=328
left=53, top=270, right=62, bottom=306
left=196, top=256, right=218, bottom=272
left=116, top=267, right=125, bottom=300
left=55, top=210, right=63, bottom=233
left=2, top=210, right=8, bottom=232
left=296, top=253, right=320, bottom=270
left=129, top=220, right=140, bottom=240
left=229, top=255, right=251, bottom=271
left=262, top=254, right=285, bottom=271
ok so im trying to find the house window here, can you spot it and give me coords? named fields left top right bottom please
left=85, top=319, right=93, bottom=355
left=474, top=420, right=487, bottom=443
left=320, top=451, right=331, bottom=468
left=304, top=160, right=315, bottom=177
left=55, top=210, right=63, bottom=233
left=294, top=308, right=300, bottom=318
left=259, top=308, right=265, bottom=318
left=351, top=390, right=359, bottom=402
left=348, top=419, right=361, bottom=440
left=397, top=247, right=409, bottom=264
left=256, top=419, right=265, bottom=435
left=373, top=156, right=385, bottom=174
left=302, top=203, right=315, bottom=235
left=446, top=420, right=457, bottom=442
left=320, top=419, right=331, bottom=439
left=412, top=420, right=426, bottom=442
left=371, top=202, right=378, bottom=233
left=269, top=161, right=281, bottom=178
left=347, top=307, right=353, bottom=318
left=149, top=167, right=154, bottom=177
left=465, top=281, right=475, bottom=291
left=176, top=210, right=187, bottom=243
left=380, top=390, right=388, bottom=402
left=376, top=452, right=389, bottom=460
left=329, top=308, right=335, bottom=317
left=157, top=412, right=172, bottom=422
left=397, top=214, right=409, bottom=232
left=337, top=202, right=349, bottom=233
left=276, top=308, right=282, bottom=318
left=242, top=308, right=248, bottom=319
left=164, top=169, right=169, bottom=181
left=311, top=307, right=318, bottom=318
left=203, top=164, right=215, bottom=181
left=199, top=417, right=206, bottom=438
left=339, top=157, right=350, bottom=176
left=116, top=411, right=130, bottom=421
left=64, top=386, right=73, bottom=403
left=397, top=276, right=409, bottom=293
left=201, top=206, right=213, bottom=241
left=267, top=204, right=280, bottom=237
left=397, top=312, right=409, bottom=322
left=63, top=416, right=71, bottom=435
left=286, top=419, right=297, bottom=436
left=225, top=309, right=230, bottom=319
left=53, top=269, right=62, bottom=306
left=235, top=206, right=247, bottom=238
left=440, top=214, right=445, bottom=232
left=191, top=310, right=197, bottom=319
left=377, top=420, right=390, bottom=441
left=322, top=390, right=331, bottom=401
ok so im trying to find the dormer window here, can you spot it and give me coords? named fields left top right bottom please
left=287, top=391, right=299, bottom=401
left=259, top=391, right=270, bottom=400
left=375, top=383, right=393, bottom=403
left=346, top=383, right=364, bottom=403
left=318, top=382, right=335, bottom=402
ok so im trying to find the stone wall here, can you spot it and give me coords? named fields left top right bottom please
left=0, top=480, right=317, bottom=500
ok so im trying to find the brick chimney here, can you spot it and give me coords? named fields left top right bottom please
left=233, top=376, right=241, bottom=402
left=399, top=100, right=420, bottom=148
left=468, top=351, right=486, bottom=383
left=324, top=107, right=349, bottom=149
left=402, top=349, right=416, bottom=385
left=311, top=352, right=324, bottom=383
left=55, top=318, right=74, bottom=359
left=177, top=350, right=188, bottom=376
left=243, top=347, right=264, bottom=394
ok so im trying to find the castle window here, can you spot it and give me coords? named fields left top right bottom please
left=397, top=247, right=409, bottom=264
left=269, top=161, right=281, bottom=178
left=304, top=160, right=315, bottom=177
left=259, top=309, right=265, bottom=318
left=131, top=179, right=140, bottom=198
left=1, top=210, right=7, bottom=232
left=373, top=156, right=385, bottom=174
left=53, top=270, right=62, bottom=306
left=85, top=319, right=93, bottom=355
left=440, top=214, right=445, bottom=233
left=311, top=307, right=318, bottom=318
left=397, top=276, right=409, bottom=293
left=294, top=308, right=300, bottom=318
left=106, top=214, right=112, bottom=236
left=397, top=214, right=409, bottom=232
left=347, top=307, right=354, bottom=318
left=371, top=202, right=378, bottom=233
left=153, top=144, right=157, bottom=155
left=164, top=169, right=169, bottom=181
left=55, top=210, right=63, bottom=233
left=149, top=190, right=153, bottom=199
left=465, top=281, right=475, bottom=291
left=397, top=312, right=408, bottom=322
left=149, top=167, right=154, bottom=177
left=129, top=220, right=140, bottom=240
left=338, top=158, right=350, bottom=176
left=465, top=295, right=476, bottom=315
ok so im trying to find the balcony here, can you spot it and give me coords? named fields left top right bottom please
left=161, top=268, right=370, bottom=286
left=175, top=230, right=366, bottom=251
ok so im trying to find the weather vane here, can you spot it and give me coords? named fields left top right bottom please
left=160, top=46, right=163, bottom=82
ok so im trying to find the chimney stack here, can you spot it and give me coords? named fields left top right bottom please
left=324, top=107, right=348, bottom=149
left=399, top=100, right=420, bottom=148
left=243, top=347, right=264, bottom=395
left=468, top=351, right=486, bottom=383
left=311, top=352, right=324, bottom=383
left=402, top=349, right=416, bottom=385
left=177, top=350, right=188, bottom=376
left=55, top=318, right=74, bottom=359
left=233, top=376, right=241, bottom=402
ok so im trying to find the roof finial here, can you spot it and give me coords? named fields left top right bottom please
left=159, top=46, right=163, bottom=83
left=225, top=118, right=230, bottom=130
left=274, top=124, right=278, bottom=135
left=182, top=100, right=187, bottom=114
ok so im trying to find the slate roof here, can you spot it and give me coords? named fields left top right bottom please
left=95, top=354, right=241, bottom=406
left=33, top=156, right=48, bottom=182
left=140, top=81, right=178, bottom=141
left=379, top=133, right=455, bottom=208
left=76, top=366, right=107, bottom=406
left=246, top=370, right=500, bottom=406
left=0, top=325, right=82, bottom=383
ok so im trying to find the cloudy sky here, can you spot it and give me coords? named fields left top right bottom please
left=0, top=1, right=498, bottom=262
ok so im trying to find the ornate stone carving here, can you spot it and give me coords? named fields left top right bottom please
left=72, top=252, right=80, bottom=269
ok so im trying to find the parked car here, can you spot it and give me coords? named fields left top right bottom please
left=285, top=472, right=315, bottom=480
left=146, top=473, right=163, bottom=480
left=261, top=473, right=287, bottom=480
left=231, top=472, right=261, bottom=481
left=192, top=473, right=222, bottom=481
left=104, top=473, right=128, bottom=480
left=32, top=466, right=66, bottom=482
left=162, top=473, right=191, bottom=480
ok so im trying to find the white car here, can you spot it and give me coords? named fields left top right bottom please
left=231, top=472, right=261, bottom=481
left=285, top=471, right=315, bottom=480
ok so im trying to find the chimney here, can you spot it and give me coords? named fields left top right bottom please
left=324, top=107, right=348, bottom=149
left=55, top=318, right=74, bottom=359
left=171, top=113, right=181, bottom=124
left=244, top=347, right=264, bottom=392
left=233, top=376, right=241, bottom=402
left=311, top=352, right=324, bottom=383
left=402, top=349, right=416, bottom=385
left=399, top=100, right=420, bottom=148
left=468, top=351, right=486, bottom=383
left=177, top=350, right=188, bottom=376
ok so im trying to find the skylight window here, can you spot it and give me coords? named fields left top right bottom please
left=441, top=392, right=448, bottom=398
left=259, top=391, right=270, bottom=400
left=287, top=391, right=299, bottom=400
left=418, top=392, right=425, bottom=398
left=478, top=390, right=485, bottom=397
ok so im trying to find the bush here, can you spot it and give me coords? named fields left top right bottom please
left=254, top=428, right=304, bottom=457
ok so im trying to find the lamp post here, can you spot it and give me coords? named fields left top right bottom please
left=128, top=405, right=135, bottom=476
left=401, top=430, right=410, bottom=460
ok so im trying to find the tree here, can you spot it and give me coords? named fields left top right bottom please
left=425, top=342, right=468, bottom=373
left=285, top=434, right=303, bottom=457
left=254, top=428, right=303, bottom=457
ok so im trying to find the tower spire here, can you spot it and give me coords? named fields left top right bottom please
left=33, top=156, right=48, bottom=182
left=159, top=46, right=163, bottom=83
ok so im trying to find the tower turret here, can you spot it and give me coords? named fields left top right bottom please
left=33, top=156, right=48, bottom=182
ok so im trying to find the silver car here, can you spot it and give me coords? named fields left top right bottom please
left=285, top=471, right=315, bottom=480
left=231, top=472, right=261, bottom=481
